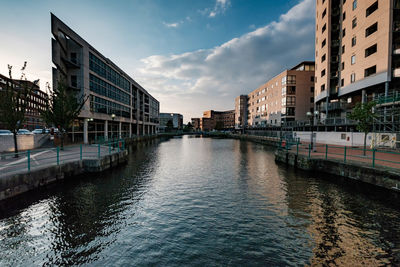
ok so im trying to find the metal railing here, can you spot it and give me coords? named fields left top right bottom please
left=0, top=139, right=125, bottom=177
left=278, top=140, right=400, bottom=170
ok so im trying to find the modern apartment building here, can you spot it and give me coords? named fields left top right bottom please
left=51, top=14, right=159, bottom=143
left=235, top=61, right=315, bottom=128
left=0, top=74, right=48, bottom=130
left=315, top=0, right=400, bottom=130
left=191, top=118, right=201, bottom=130
left=159, top=113, right=183, bottom=130
left=200, top=110, right=235, bottom=131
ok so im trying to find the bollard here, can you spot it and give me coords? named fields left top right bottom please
left=308, top=144, right=311, bottom=159
left=109, top=142, right=111, bottom=155
left=98, top=143, right=101, bottom=158
left=57, top=146, right=60, bottom=165
left=296, top=141, right=299, bottom=156
left=27, top=150, right=31, bottom=171
left=325, top=144, right=328, bottom=160
left=344, top=146, right=347, bottom=163
left=372, top=149, right=376, bottom=168
left=80, top=144, right=82, bottom=160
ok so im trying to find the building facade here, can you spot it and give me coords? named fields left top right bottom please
left=51, top=14, right=159, bottom=143
left=315, top=0, right=400, bottom=130
left=234, top=95, right=248, bottom=129
left=200, top=110, right=235, bottom=131
left=159, top=113, right=183, bottom=131
left=191, top=118, right=201, bottom=130
left=235, top=62, right=315, bottom=128
left=0, top=74, right=48, bottom=130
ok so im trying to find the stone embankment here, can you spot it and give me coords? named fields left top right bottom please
left=212, top=133, right=400, bottom=194
left=0, top=149, right=128, bottom=201
left=274, top=149, right=400, bottom=193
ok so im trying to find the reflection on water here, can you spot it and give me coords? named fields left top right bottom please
left=0, top=136, right=400, bottom=266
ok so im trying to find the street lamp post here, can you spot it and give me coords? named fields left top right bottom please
left=111, top=114, right=116, bottom=139
left=307, top=110, right=319, bottom=151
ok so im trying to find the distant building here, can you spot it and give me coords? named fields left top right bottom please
left=235, top=61, right=315, bottom=127
left=0, top=74, right=48, bottom=130
left=200, top=110, right=235, bottom=131
left=159, top=113, right=183, bottom=131
left=191, top=118, right=201, bottom=130
left=234, top=95, right=248, bottom=129
left=51, top=13, right=159, bottom=143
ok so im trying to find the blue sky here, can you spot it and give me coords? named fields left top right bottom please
left=0, top=0, right=315, bottom=122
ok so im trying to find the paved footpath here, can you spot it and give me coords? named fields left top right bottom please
left=0, top=144, right=121, bottom=178
left=291, top=142, right=400, bottom=170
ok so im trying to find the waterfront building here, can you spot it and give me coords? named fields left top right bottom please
left=235, top=61, right=315, bottom=127
left=51, top=14, right=159, bottom=143
left=0, top=74, right=48, bottom=130
left=315, top=0, right=400, bottom=131
left=159, top=113, right=183, bottom=131
left=234, top=95, right=248, bottom=129
left=200, top=110, right=235, bottom=131
left=191, top=118, right=201, bottom=131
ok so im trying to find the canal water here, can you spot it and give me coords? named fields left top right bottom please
left=1, top=136, right=400, bottom=266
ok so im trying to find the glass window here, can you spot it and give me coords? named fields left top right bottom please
left=351, top=55, right=356, bottom=65
left=352, top=0, right=357, bottom=10
left=365, top=44, right=377, bottom=57
left=366, top=22, right=378, bottom=37
left=352, top=18, right=357, bottom=28
left=365, top=65, right=377, bottom=77
left=352, top=36, right=356, bottom=46
left=351, top=73, right=356, bottom=83
left=366, top=1, right=378, bottom=17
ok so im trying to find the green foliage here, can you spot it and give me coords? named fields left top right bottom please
left=347, top=101, right=376, bottom=134
left=0, top=63, right=39, bottom=156
left=347, top=101, right=376, bottom=155
left=41, top=79, right=87, bottom=148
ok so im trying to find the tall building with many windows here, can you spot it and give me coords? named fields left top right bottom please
left=51, top=14, right=159, bottom=143
left=235, top=62, right=315, bottom=128
left=315, top=0, right=400, bottom=130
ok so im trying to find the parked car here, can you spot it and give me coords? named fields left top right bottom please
left=17, top=129, right=33, bottom=135
left=32, top=129, right=45, bottom=134
left=0, top=130, right=12, bottom=135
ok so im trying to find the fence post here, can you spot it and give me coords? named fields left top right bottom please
left=118, top=140, right=120, bottom=153
left=296, top=141, right=299, bottom=156
left=344, top=146, right=347, bottom=163
left=372, top=149, right=376, bottom=168
left=56, top=146, right=60, bottom=165
left=308, top=144, right=311, bottom=159
left=325, top=144, right=328, bottom=160
left=98, top=143, right=101, bottom=158
left=80, top=144, right=82, bottom=160
left=109, top=142, right=111, bottom=155
left=27, top=150, right=31, bottom=171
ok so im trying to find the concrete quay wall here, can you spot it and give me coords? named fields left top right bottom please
left=0, top=150, right=128, bottom=201
left=275, top=149, right=400, bottom=193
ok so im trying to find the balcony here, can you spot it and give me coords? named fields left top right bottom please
left=393, top=68, right=400, bottom=78
left=394, top=21, right=400, bottom=32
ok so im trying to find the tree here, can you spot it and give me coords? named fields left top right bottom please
left=0, top=63, right=39, bottom=157
left=186, top=122, right=193, bottom=129
left=347, top=101, right=376, bottom=156
left=41, top=80, right=87, bottom=149
left=166, top=120, right=173, bottom=131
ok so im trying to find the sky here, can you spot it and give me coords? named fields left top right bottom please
left=0, top=0, right=315, bottom=123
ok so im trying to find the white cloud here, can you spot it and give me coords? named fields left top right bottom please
left=163, top=21, right=181, bottom=28
left=135, top=0, right=315, bottom=121
left=209, top=0, right=230, bottom=17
